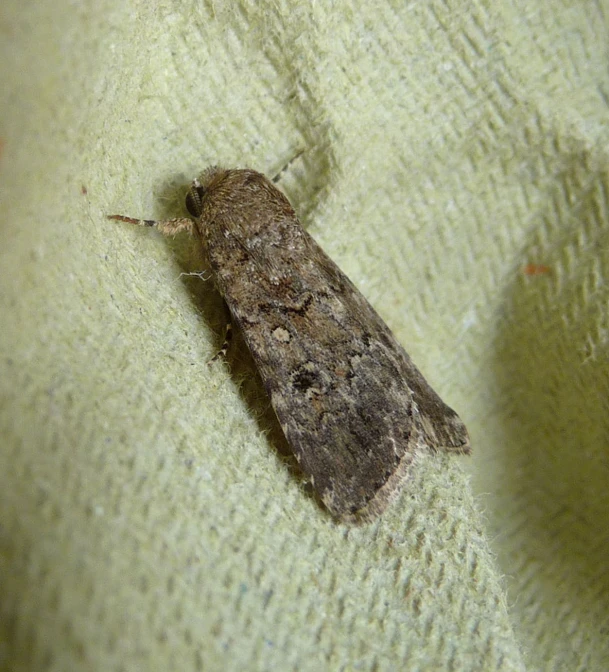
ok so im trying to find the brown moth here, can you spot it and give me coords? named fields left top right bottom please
left=109, top=167, right=470, bottom=523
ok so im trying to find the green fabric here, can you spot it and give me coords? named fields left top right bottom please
left=2, top=1, right=608, bottom=670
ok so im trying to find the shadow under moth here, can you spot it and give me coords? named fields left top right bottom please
left=109, top=167, right=470, bottom=523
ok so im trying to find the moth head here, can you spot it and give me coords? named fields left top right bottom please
left=185, top=180, right=205, bottom=217
left=185, top=166, right=227, bottom=217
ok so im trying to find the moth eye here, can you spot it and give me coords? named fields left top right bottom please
left=185, top=185, right=206, bottom=217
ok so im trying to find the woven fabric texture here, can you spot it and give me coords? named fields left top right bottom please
left=1, top=2, right=608, bottom=671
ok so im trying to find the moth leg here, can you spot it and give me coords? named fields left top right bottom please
left=209, top=322, right=233, bottom=364
left=108, top=215, right=194, bottom=237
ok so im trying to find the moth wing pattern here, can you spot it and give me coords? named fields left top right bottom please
left=195, top=168, right=469, bottom=522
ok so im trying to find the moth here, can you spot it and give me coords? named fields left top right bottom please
left=109, top=167, right=470, bottom=523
